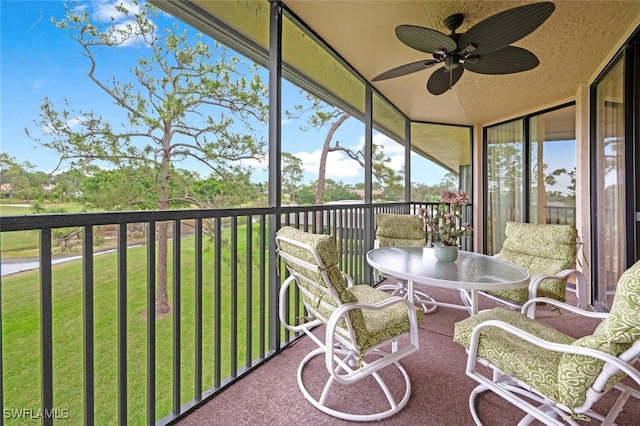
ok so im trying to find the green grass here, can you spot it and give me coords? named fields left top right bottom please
left=0, top=202, right=97, bottom=258
left=0, top=201, right=88, bottom=216
left=0, top=230, right=40, bottom=256
left=1, top=225, right=272, bottom=424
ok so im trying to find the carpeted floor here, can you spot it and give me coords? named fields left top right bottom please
left=176, top=284, right=640, bottom=425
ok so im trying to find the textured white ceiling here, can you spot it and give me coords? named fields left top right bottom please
left=283, top=1, right=640, bottom=126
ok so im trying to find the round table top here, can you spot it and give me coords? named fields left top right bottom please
left=366, top=246, right=530, bottom=291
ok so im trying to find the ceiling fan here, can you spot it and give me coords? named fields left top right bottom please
left=372, top=2, right=556, bottom=95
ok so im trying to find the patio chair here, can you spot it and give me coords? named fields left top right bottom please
left=480, top=221, right=588, bottom=314
left=374, top=213, right=438, bottom=313
left=453, top=260, right=640, bottom=425
left=276, top=226, right=424, bottom=421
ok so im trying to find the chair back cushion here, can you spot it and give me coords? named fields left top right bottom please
left=556, top=260, right=640, bottom=407
left=492, top=221, right=577, bottom=303
left=596, top=259, right=640, bottom=343
left=276, top=226, right=356, bottom=307
left=376, top=213, right=425, bottom=247
left=276, top=227, right=367, bottom=346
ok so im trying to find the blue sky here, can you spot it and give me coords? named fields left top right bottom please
left=0, top=0, right=447, bottom=187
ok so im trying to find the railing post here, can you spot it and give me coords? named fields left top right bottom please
left=268, top=0, right=283, bottom=353
left=364, top=86, right=375, bottom=284
left=39, top=229, right=53, bottom=426
left=82, top=226, right=94, bottom=424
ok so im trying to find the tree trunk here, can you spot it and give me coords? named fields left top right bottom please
left=155, top=140, right=172, bottom=315
left=315, top=113, right=350, bottom=205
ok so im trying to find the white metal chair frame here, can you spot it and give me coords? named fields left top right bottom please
left=480, top=231, right=589, bottom=319
left=479, top=268, right=589, bottom=313
left=465, top=297, right=640, bottom=425
left=276, top=233, right=421, bottom=422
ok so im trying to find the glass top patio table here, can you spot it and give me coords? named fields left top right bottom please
left=366, top=246, right=530, bottom=315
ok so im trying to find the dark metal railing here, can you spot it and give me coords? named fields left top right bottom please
left=543, top=205, right=576, bottom=226
left=0, top=202, right=448, bottom=425
left=0, top=201, right=580, bottom=424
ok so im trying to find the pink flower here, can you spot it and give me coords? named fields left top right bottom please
left=456, top=191, right=469, bottom=205
left=418, top=190, right=473, bottom=246
left=440, top=190, right=457, bottom=204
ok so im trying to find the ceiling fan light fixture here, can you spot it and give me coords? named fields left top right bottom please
left=444, top=56, right=460, bottom=70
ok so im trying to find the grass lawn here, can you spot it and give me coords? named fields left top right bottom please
left=1, top=202, right=101, bottom=259
left=0, top=201, right=89, bottom=216
left=1, top=225, right=272, bottom=424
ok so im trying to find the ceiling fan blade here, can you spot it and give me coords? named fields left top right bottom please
left=464, top=46, right=539, bottom=75
left=458, top=2, right=555, bottom=56
left=427, top=66, right=464, bottom=95
left=395, top=25, right=457, bottom=54
left=372, top=60, right=439, bottom=81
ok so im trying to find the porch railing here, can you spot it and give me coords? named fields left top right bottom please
left=0, top=201, right=580, bottom=424
left=0, top=202, right=442, bottom=425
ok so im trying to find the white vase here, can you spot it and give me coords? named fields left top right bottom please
left=434, top=245, right=458, bottom=262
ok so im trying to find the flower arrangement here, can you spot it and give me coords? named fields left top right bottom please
left=418, top=190, right=473, bottom=247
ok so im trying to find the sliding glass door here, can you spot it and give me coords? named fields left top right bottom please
left=593, top=57, right=625, bottom=309
left=485, top=120, right=524, bottom=254
left=485, top=104, right=576, bottom=254
left=529, top=106, right=577, bottom=226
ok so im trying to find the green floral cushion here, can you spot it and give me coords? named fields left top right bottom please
left=594, top=259, right=640, bottom=343
left=277, top=226, right=424, bottom=352
left=455, top=261, right=640, bottom=408
left=454, top=307, right=574, bottom=402
left=276, top=226, right=354, bottom=305
left=349, top=285, right=425, bottom=351
left=556, top=260, right=640, bottom=406
left=490, top=221, right=577, bottom=304
left=376, top=213, right=425, bottom=247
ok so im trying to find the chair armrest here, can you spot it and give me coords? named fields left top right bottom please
left=341, top=271, right=355, bottom=288
left=328, top=296, right=420, bottom=340
left=521, top=296, right=606, bottom=320
left=278, top=275, right=322, bottom=332
left=466, top=320, right=640, bottom=387
left=528, top=268, right=589, bottom=310
left=325, top=296, right=420, bottom=380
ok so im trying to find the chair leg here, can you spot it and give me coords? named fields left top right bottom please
left=467, top=372, right=573, bottom=426
left=468, top=383, right=488, bottom=425
left=296, top=346, right=412, bottom=422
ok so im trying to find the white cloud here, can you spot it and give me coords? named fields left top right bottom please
left=239, top=157, right=268, bottom=171
left=355, top=132, right=407, bottom=173
left=105, top=20, right=151, bottom=47
left=86, top=0, right=153, bottom=47
left=295, top=149, right=362, bottom=179
left=92, top=0, right=142, bottom=23
left=42, top=116, right=86, bottom=135
left=242, top=131, right=409, bottom=183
